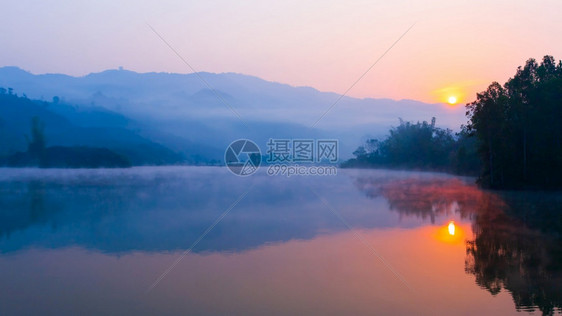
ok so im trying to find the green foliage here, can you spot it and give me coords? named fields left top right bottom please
left=467, top=55, right=562, bottom=189
left=346, top=55, right=562, bottom=189
left=343, top=118, right=480, bottom=174
left=451, top=127, right=481, bottom=175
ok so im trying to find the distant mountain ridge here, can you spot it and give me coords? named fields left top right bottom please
left=0, top=66, right=466, bottom=160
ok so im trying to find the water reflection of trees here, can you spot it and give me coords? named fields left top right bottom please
left=355, top=176, right=562, bottom=315
left=466, top=193, right=562, bottom=315
left=355, top=177, right=486, bottom=223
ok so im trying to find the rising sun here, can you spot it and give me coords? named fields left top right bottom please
left=448, top=96, right=457, bottom=105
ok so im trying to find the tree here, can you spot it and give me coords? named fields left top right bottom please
left=27, top=116, right=46, bottom=158
left=466, top=82, right=509, bottom=187
left=467, top=55, right=562, bottom=188
left=342, top=117, right=471, bottom=172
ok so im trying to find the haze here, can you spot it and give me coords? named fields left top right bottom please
left=2, top=0, right=561, bottom=104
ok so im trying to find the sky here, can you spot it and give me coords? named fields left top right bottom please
left=1, top=0, right=561, bottom=104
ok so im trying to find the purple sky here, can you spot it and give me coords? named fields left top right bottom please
left=1, top=0, right=561, bottom=104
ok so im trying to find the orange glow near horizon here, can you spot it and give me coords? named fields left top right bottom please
left=3, top=1, right=561, bottom=106
left=432, top=84, right=471, bottom=106
left=435, top=220, right=465, bottom=244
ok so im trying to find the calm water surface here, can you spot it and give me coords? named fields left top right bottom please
left=0, top=167, right=561, bottom=315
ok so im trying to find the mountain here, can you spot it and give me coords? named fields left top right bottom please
left=0, top=92, right=184, bottom=165
left=0, top=67, right=466, bottom=160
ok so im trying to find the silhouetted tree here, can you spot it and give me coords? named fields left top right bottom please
left=343, top=117, right=479, bottom=174
left=467, top=55, right=562, bottom=188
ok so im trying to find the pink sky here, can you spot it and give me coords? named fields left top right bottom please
left=1, top=0, right=561, bottom=104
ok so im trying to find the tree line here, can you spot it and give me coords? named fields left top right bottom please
left=1, top=115, right=131, bottom=168
left=467, top=55, right=562, bottom=189
left=345, top=55, right=562, bottom=189
left=0, top=91, right=131, bottom=168
left=342, top=117, right=480, bottom=175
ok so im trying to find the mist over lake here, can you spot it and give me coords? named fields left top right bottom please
left=2, top=0, right=562, bottom=314
left=1, top=167, right=560, bottom=315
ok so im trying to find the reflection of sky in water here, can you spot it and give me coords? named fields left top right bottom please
left=0, top=167, right=473, bottom=254
left=0, top=167, right=560, bottom=315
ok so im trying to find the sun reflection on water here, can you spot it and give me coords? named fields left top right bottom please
left=435, top=220, right=465, bottom=244
left=448, top=221, right=455, bottom=236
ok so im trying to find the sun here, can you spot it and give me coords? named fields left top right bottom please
left=448, top=96, right=457, bottom=105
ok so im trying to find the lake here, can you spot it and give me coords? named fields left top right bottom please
left=0, top=167, right=561, bottom=315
